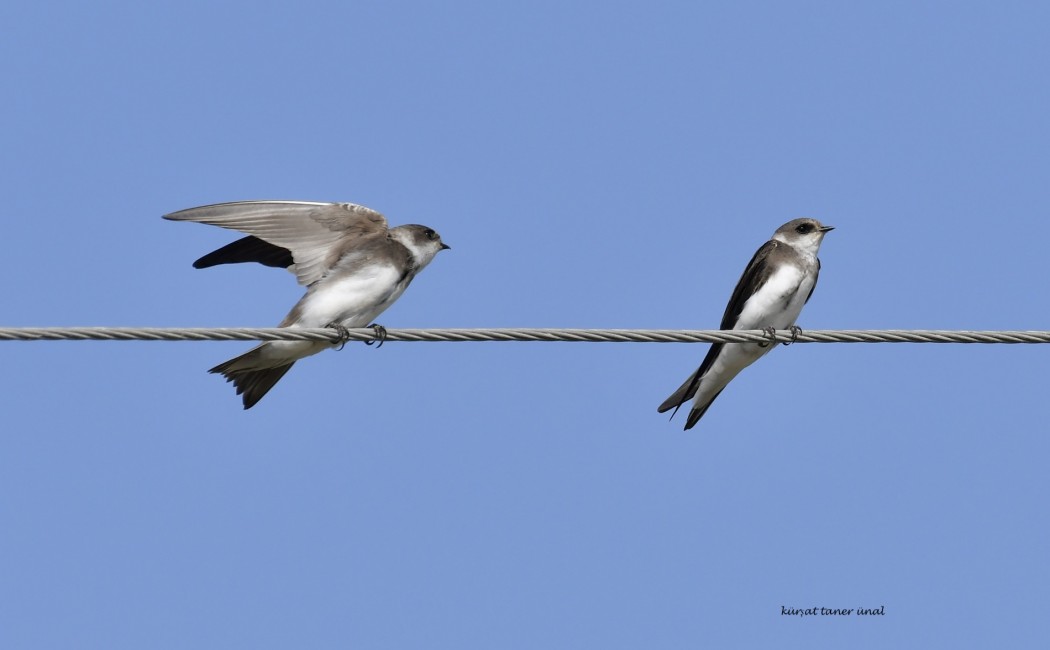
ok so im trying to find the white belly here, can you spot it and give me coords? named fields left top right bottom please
left=734, top=264, right=812, bottom=332
left=292, top=264, right=405, bottom=328
left=694, top=262, right=816, bottom=401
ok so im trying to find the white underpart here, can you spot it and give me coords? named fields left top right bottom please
left=735, top=263, right=811, bottom=331
left=251, top=263, right=406, bottom=366
left=692, top=258, right=817, bottom=409
left=294, top=263, right=404, bottom=328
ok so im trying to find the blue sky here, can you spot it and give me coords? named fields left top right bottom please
left=2, top=2, right=1048, bottom=647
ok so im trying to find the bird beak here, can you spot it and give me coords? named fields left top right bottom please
left=819, top=226, right=835, bottom=233
left=440, top=243, right=452, bottom=250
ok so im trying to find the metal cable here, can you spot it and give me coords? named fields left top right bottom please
left=1, top=327, right=1049, bottom=344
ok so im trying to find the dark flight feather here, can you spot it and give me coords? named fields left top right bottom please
left=193, top=235, right=294, bottom=270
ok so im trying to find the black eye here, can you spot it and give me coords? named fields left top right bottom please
left=795, top=223, right=813, bottom=234
left=425, top=229, right=437, bottom=240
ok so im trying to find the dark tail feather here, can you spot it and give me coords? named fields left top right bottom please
left=657, top=368, right=703, bottom=414
left=193, top=235, right=294, bottom=269
left=683, top=388, right=725, bottom=430
left=209, top=358, right=295, bottom=409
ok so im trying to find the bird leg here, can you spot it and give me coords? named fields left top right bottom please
left=760, top=326, right=777, bottom=348
left=782, top=325, right=802, bottom=346
left=365, top=323, right=387, bottom=348
left=327, top=323, right=352, bottom=351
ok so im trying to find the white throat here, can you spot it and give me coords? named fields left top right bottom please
left=389, top=229, right=437, bottom=272
left=774, top=232, right=823, bottom=258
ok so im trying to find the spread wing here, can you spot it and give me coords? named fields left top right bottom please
left=164, top=200, right=389, bottom=286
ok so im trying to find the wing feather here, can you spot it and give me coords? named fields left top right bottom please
left=657, top=240, right=780, bottom=416
left=192, top=235, right=294, bottom=270
left=165, top=201, right=389, bottom=285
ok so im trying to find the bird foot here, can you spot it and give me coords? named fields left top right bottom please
left=327, top=323, right=352, bottom=351
left=759, top=326, right=777, bottom=348
left=782, top=325, right=802, bottom=346
left=364, top=323, right=387, bottom=348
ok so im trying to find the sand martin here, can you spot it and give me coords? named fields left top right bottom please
left=165, top=200, right=450, bottom=409
left=657, top=218, right=833, bottom=429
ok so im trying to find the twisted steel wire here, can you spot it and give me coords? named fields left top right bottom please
left=1, top=327, right=1049, bottom=344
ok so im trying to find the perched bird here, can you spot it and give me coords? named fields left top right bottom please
left=658, top=218, right=833, bottom=429
left=165, top=200, right=450, bottom=409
